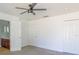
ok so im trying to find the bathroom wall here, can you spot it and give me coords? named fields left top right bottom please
left=0, top=20, right=10, bottom=38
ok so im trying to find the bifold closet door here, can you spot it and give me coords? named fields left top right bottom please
left=64, top=20, right=79, bottom=54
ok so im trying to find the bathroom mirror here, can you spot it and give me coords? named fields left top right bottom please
left=4, top=25, right=9, bottom=32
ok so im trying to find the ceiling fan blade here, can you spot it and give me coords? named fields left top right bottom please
left=33, top=9, right=47, bottom=11
left=30, top=3, right=37, bottom=8
left=16, top=7, right=28, bottom=10
left=20, top=10, right=28, bottom=15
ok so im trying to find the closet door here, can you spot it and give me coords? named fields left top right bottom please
left=64, top=20, right=79, bottom=54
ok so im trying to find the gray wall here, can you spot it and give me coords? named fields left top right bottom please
left=0, top=20, right=10, bottom=37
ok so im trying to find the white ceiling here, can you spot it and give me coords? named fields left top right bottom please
left=0, top=3, right=79, bottom=20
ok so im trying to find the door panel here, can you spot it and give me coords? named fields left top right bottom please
left=64, top=20, right=79, bottom=54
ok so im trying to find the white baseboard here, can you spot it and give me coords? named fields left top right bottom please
left=29, top=44, right=63, bottom=52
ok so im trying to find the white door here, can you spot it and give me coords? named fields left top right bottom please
left=64, top=20, right=79, bottom=54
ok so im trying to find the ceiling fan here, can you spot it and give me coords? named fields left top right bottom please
left=16, top=3, right=47, bottom=15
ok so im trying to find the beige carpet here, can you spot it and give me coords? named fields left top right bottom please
left=0, top=46, right=75, bottom=55
left=0, top=47, right=9, bottom=53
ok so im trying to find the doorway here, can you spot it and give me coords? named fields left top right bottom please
left=0, top=20, right=10, bottom=53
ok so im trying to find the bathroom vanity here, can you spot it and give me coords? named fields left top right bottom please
left=1, top=38, right=10, bottom=49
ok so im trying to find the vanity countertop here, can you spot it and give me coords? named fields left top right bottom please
left=1, top=37, right=10, bottom=39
